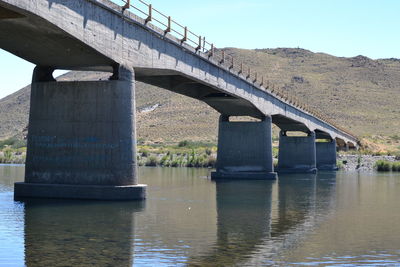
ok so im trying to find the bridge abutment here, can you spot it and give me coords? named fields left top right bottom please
left=277, top=131, right=317, bottom=173
left=14, top=66, right=146, bottom=200
left=211, top=115, right=277, bottom=180
left=316, top=139, right=338, bottom=170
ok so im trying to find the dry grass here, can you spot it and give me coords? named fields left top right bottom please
left=0, top=48, right=399, bottom=148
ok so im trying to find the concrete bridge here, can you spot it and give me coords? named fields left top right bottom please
left=0, top=0, right=359, bottom=200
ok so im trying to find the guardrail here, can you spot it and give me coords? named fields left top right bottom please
left=117, top=0, right=357, bottom=141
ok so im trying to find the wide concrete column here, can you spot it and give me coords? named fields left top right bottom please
left=14, top=66, right=146, bottom=200
left=316, top=139, right=338, bottom=170
left=277, top=131, right=317, bottom=173
left=211, top=115, right=277, bottom=180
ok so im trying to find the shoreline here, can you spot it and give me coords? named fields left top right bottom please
left=1, top=154, right=398, bottom=172
left=338, top=154, right=398, bottom=172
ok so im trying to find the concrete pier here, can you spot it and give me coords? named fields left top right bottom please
left=277, top=131, right=317, bottom=173
left=14, top=66, right=146, bottom=200
left=211, top=115, right=277, bottom=180
left=316, top=139, right=338, bottom=170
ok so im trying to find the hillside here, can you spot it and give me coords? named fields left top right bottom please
left=0, top=48, right=399, bottom=145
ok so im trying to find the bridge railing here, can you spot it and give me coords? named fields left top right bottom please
left=116, top=0, right=357, bottom=141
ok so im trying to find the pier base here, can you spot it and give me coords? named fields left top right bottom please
left=316, top=139, right=338, bottom=170
left=14, top=183, right=146, bottom=200
left=277, top=131, right=317, bottom=173
left=14, top=66, right=146, bottom=200
left=211, top=115, right=277, bottom=180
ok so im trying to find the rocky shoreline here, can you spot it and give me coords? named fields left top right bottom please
left=0, top=152, right=398, bottom=172
left=338, top=154, right=398, bottom=172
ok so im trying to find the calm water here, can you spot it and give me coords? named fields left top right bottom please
left=1, top=165, right=400, bottom=266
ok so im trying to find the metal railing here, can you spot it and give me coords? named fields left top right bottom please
left=117, top=0, right=357, bottom=140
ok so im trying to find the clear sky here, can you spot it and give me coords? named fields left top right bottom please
left=1, top=0, right=399, bottom=99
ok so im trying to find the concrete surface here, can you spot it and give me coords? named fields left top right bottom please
left=277, top=131, right=317, bottom=173
left=16, top=66, right=146, bottom=200
left=211, top=115, right=277, bottom=180
left=14, top=182, right=146, bottom=200
left=316, top=139, right=338, bottom=170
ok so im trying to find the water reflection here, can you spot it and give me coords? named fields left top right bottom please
left=6, top=165, right=394, bottom=266
left=22, top=199, right=144, bottom=267
left=272, top=172, right=336, bottom=237
left=195, top=180, right=274, bottom=266
left=0, top=164, right=24, bottom=192
left=190, top=173, right=337, bottom=266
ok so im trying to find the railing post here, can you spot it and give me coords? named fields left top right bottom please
left=246, top=67, right=250, bottom=79
left=196, top=36, right=201, bottom=51
left=238, top=62, right=243, bottom=74
left=181, top=26, right=187, bottom=43
left=220, top=50, right=225, bottom=64
left=164, top=16, right=171, bottom=34
left=229, top=57, right=234, bottom=70
left=145, top=4, right=152, bottom=23
left=208, top=43, right=214, bottom=58
left=122, top=0, right=130, bottom=10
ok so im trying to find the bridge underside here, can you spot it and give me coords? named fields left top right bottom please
left=0, top=4, right=114, bottom=70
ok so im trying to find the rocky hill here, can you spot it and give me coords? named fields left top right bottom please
left=1, top=48, right=399, bottom=145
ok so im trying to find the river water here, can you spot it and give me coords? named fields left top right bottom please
left=1, top=165, right=400, bottom=266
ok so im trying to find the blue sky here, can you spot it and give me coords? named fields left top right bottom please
left=1, top=0, right=399, bottom=99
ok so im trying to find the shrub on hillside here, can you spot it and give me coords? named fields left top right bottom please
left=178, top=140, right=189, bottom=147
left=0, top=138, right=26, bottom=150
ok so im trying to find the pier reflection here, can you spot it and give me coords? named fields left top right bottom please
left=271, top=172, right=336, bottom=238
left=189, top=179, right=274, bottom=266
left=22, top=199, right=144, bottom=267
left=190, top=172, right=337, bottom=266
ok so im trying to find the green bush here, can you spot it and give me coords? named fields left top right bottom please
left=160, top=155, right=169, bottom=167
left=141, top=149, right=149, bottom=157
left=375, top=160, right=392, bottom=172
left=170, top=160, right=179, bottom=167
left=356, top=155, right=362, bottom=169
left=392, top=162, right=400, bottom=172
left=337, top=160, right=344, bottom=170
left=0, top=137, right=26, bottom=150
left=272, top=147, right=279, bottom=158
left=178, top=140, right=189, bottom=147
left=145, top=156, right=159, bottom=167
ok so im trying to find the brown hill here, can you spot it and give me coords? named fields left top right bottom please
left=0, top=48, right=399, bottom=144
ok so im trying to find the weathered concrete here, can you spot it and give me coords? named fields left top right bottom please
left=14, top=183, right=146, bottom=200
left=14, top=66, right=146, bottom=200
left=211, top=115, right=277, bottom=180
left=277, top=131, right=317, bottom=173
left=316, top=139, right=338, bottom=170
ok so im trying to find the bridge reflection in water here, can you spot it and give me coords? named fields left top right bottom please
left=20, top=171, right=337, bottom=266
left=189, top=173, right=336, bottom=266
left=22, top=199, right=144, bottom=267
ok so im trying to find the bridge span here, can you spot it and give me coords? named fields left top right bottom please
left=0, top=0, right=358, bottom=200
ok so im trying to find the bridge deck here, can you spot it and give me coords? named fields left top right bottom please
left=0, top=0, right=358, bottom=146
